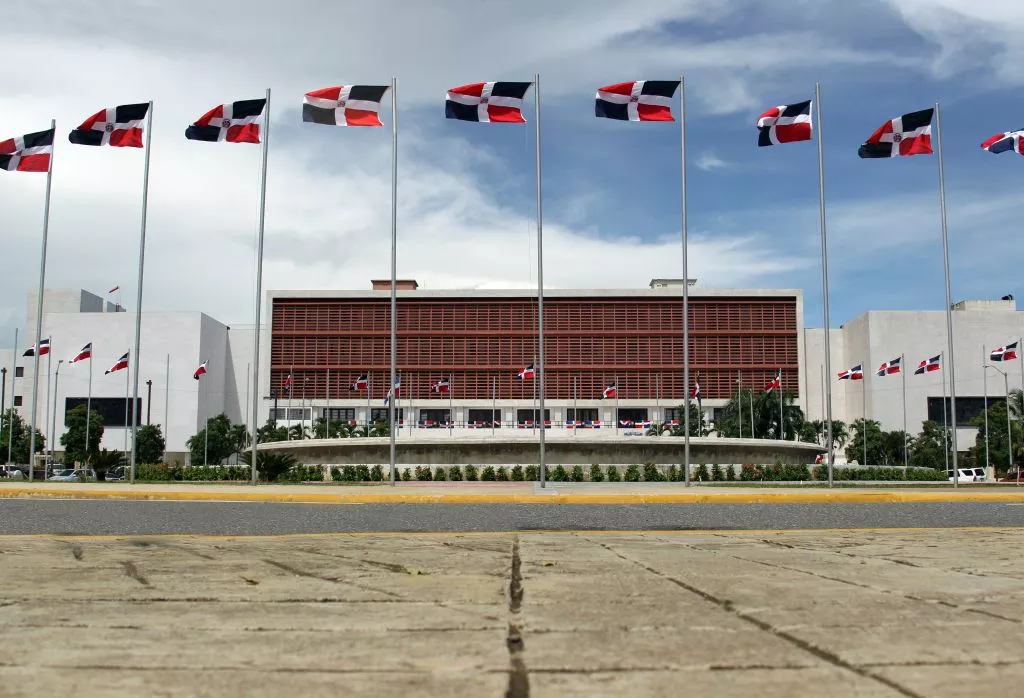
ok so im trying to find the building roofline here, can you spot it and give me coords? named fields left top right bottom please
left=267, top=288, right=803, bottom=301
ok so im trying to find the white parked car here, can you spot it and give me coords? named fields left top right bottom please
left=948, top=468, right=986, bottom=483
left=48, top=468, right=80, bottom=482
left=0, top=465, right=25, bottom=479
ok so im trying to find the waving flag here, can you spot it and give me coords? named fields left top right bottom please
left=108, top=286, right=119, bottom=294
left=915, top=355, right=941, bottom=375
left=193, top=360, right=208, bottom=380
left=858, top=108, right=933, bottom=158
left=764, top=371, right=782, bottom=393
left=445, top=82, right=531, bottom=123
left=282, top=374, right=292, bottom=396
left=594, top=80, right=679, bottom=122
left=691, top=379, right=701, bottom=403
left=303, top=85, right=389, bottom=127
left=601, top=383, right=617, bottom=399
left=69, top=103, right=149, bottom=147
left=186, top=98, right=266, bottom=143
left=877, top=357, right=902, bottom=376
left=105, top=352, right=129, bottom=375
left=0, top=128, right=54, bottom=172
left=70, top=343, right=92, bottom=363
left=351, top=373, right=369, bottom=391
left=757, top=100, right=812, bottom=146
left=430, top=377, right=451, bottom=393
left=991, top=342, right=1019, bottom=362
left=23, top=338, right=50, bottom=357
left=981, top=130, right=1024, bottom=156
left=385, top=375, right=401, bottom=405
left=837, top=365, right=864, bottom=381
left=516, top=364, right=535, bottom=380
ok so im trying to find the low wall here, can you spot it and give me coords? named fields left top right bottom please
left=259, top=435, right=824, bottom=466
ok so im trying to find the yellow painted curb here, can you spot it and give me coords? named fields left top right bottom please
left=2, top=487, right=1024, bottom=505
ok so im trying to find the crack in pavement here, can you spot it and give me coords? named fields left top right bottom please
left=584, top=537, right=925, bottom=698
left=120, top=561, right=150, bottom=587
left=260, top=559, right=403, bottom=599
left=505, top=534, right=529, bottom=698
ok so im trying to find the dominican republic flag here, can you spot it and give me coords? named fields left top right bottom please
left=186, top=98, right=266, bottom=143
left=385, top=376, right=401, bottom=405
left=106, top=352, right=129, bottom=375
left=837, top=365, right=864, bottom=381
left=757, top=100, right=812, bottom=146
left=691, top=379, right=701, bottom=403
left=0, top=128, right=54, bottom=173
left=70, top=343, right=92, bottom=363
left=517, top=364, right=535, bottom=380
left=991, top=342, right=1019, bottom=362
left=445, top=82, right=531, bottom=123
left=601, top=383, right=617, bottom=399
left=303, top=85, right=389, bottom=127
left=764, top=371, right=782, bottom=393
left=351, top=373, right=369, bottom=391
left=915, top=355, right=941, bottom=375
left=69, top=103, right=149, bottom=147
left=981, top=130, right=1024, bottom=156
left=23, top=338, right=50, bottom=357
left=193, top=360, right=208, bottom=380
left=877, top=357, right=902, bottom=376
left=594, top=80, right=680, bottom=122
left=430, top=377, right=451, bottom=393
left=282, top=374, right=292, bottom=396
left=858, top=108, right=933, bottom=158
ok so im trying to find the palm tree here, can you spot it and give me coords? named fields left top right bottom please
left=287, top=423, right=310, bottom=441
left=1008, top=388, right=1024, bottom=423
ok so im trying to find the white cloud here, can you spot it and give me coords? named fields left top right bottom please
left=695, top=152, right=730, bottom=171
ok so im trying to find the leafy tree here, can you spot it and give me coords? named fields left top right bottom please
left=287, top=423, right=310, bottom=440
left=648, top=403, right=712, bottom=437
left=713, top=390, right=805, bottom=439
left=969, top=400, right=1022, bottom=473
left=59, top=404, right=100, bottom=465
left=187, top=414, right=237, bottom=465
left=230, top=424, right=250, bottom=453
left=134, top=424, right=166, bottom=464
left=1, top=409, right=46, bottom=465
left=846, top=419, right=885, bottom=465
left=239, top=449, right=299, bottom=482
left=257, top=419, right=288, bottom=444
left=91, top=449, right=125, bottom=478
left=909, top=420, right=951, bottom=471
left=880, top=430, right=910, bottom=467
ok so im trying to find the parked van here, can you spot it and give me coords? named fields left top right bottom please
left=947, top=468, right=986, bottom=483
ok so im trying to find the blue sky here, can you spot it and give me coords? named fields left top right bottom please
left=1, top=0, right=1023, bottom=343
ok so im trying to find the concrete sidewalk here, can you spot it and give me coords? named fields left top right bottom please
left=3, top=480, right=1024, bottom=504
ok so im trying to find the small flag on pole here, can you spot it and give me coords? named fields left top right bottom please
left=106, top=351, right=129, bottom=375
left=185, top=99, right=267, bottom=143
left=23, top=338, right=51, bottom=357
left=877, top=357, right=902, bottom=376
left=70, top=343, right=92, bottom=363
left=764, top=371, right=782, bottom=393
left=444, top=82, right=531, bottom=123
left=69, top=103, right=149, bottom=147
left=193, top=360, right=208, bottom=380
left=756, top=100, right=812, bottom=146
left=858, top=108, right=934, bottom=158
left=981, top=130, right=1024, bottom=156
left=991, top=342, right=1019, bottom=362
left=691, top=379, right=701, bottom=404
left=303, top=85, right=389, bottom=127
left=914, top=355, right=941, bottom=375
left=516, top=364, right=535, bottom=380
left=0, top=128, right=54, bottom=173
left=601, top=383, right=617, bottom=399
left=594, top=80, right=680, bottom=122
left=351, top=374, right=369, bottom=391
left=108, top=286, right=120, bottom=294
left=385, top=375, right=401, bottom=405
left=837, top=365, right=864, bottom=381
left=430, top=377, right=451, bottom=393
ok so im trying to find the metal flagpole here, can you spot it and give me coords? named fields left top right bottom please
left=44, top=343, right=51, bottom=469
left=448, top=377, right=453, bottom=433
left=738, top=372, right=743, bottom=439
left=202, top=367, right=208, bottom=465
left=128, top=102, right=154, bottom=485
left=655, top=373, right=660, bottom=426
left=984, top=346, right=990, bottom=471
left=572, top=375, right=577, bottom=434
left=325, top=368, right=330, bottom=438
left=6, top=328, right=17, bottom=465
left=124, top=359, right=130, bottom=457
left=534, top=73, right=548, bottom=487
left=749, top=389, right=754, bottom=438
left=935, top=102, right=959, bottom=488
left=532, top=357, right=537, bottom=434
left=615, top=375, right=620, bottom=435
left=85, top=354, right=92, bottom=465
left=51, top=359, right=62, bottom=465
left=942, top=351, right=949, bottom=475
left=249, top=87, right=271, bottom=486
left=286, top=367, right=292, bottom=440
left=244, top=361, right=250, bottom=437
left=28, top=119, right=56, bottom=482
left=901, top=353, right=908, bottom=473
left=366, top=370, right=371, bottom=433
left=1004, top=370, right=1013, bottom=478
left=492, top=375, right=497, bottom=436
left=680, top=75, right=691, bottom=487
left=388, top=77, right=398, bottom=486
left=815, top=84, right=836, bottom=487
left=862, top=368, right=867, bottom=466
left=163, top=353, right=169, bottom=463
left=778, top=368, right=784, bottom=440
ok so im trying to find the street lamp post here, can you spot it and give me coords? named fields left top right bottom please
left=986, top=363, right=1013, bottom=479
left=51, top=360, right=63, bottom=465
left=1, top=367, right=6, bottom=463
left=145, top=379, right=153, bottom=425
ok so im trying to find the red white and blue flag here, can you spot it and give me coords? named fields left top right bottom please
left=757, top=100, right=812, bottom=146
left=303, top=85, right=389, bottom=127
left=193, top=360, right=208, bottom=380
left=0, top=128, right=54, bottom=173
left=22, top=338, right=50, bottom=357
left=877, top=357, right=901, bottom=376
left=69, top=103, right=149, bottom=147
left=691, top=379, right=701, bottom=403
left=981, top=130, right=1024, bottom=156
left=351, top=373, right=369, bottom=391
left=445, top=82, right=531, bottom=123
left=601, top=383, right=617, bottom=399
left=858, top=108, right=933, bottom=158
left=594, top=80, right=679, bottom=122
left=915, top=355, right=941, bottom=375
left=70, top=343, right=92, bottom=363
left=105, top=352, right=129, bottom=375
left=764, top=370, right=782, bottom=393
left=385, top=375, right=401, bottom=405
left=838, top=365, right=864, bottom=381
left=282, top=374, right=292, bottom=396
left=430, top=377, right=451, bottom=393
left=517, top=364, right=535, bottom=380
left=186, top=98, right=266, bottom=143
left=991, top=342, right=1019, bottom=362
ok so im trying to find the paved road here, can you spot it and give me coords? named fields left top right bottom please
left=1, top=499, right=1023, bottom=535
left=2, top=529, right=1023, bottom=697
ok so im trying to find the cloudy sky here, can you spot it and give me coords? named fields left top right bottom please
left=2, top=0, right=1023, bottom=344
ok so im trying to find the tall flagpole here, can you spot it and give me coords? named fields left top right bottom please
left=862, top=367, right=867, bottom=466
left=680, top=75, right=691, bottom=487
left=163, top=353, right=169, bottom=463
left=366, top=370, right=371, bottom=433
left=248, top=87, right=271, bottom=486
left=534, top=73, right=548, bottom=488
left=388, top=77, right=398, bottom=486
left=983, top=346, right=990, bottom=472
left=778, top=367, right=784, bottom=440
left=492, top=375, right=497, bottom=436
left=129, top=102, right=154, bottom=484
left=28, top=118, right=56, bottom=482
left=942, top=351, right=950, bottom=475
left=815, top=84, right=835, bottom=487
left=6, top=327, right=17, bottom=465
left=901, top=353, right=908, bottom=473
left=737, top=372, right=743, bottom=439
left=44, top=344, right=51, bottom=469
left=935, top=102, right=958, bottom=488
left=124, top=360, right=130, bottom=457
left=325, top=367, right=331, bottom=438
left=85, top=354, right=92, bottom=463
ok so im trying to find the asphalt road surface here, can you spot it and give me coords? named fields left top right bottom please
left=1, top=499, right=1023, bottom=535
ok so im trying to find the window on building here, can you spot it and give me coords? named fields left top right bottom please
left=418, top=408, right=451, bottom=426
left=15, top=367, right=24, bottom=378
left=927, top=396, right=999, bottom=428
left=65, top=397, right=141, bottom=428
left=467, top=409, right=500, bottom=426
left=324, top=408, right=356, bottom=422
left=13, top=395, right=23, bottom=407
left=566, top=408, right=598, bottom=423
left=516, top=409, right=550, bottom=424
left=616, top=408, right=649, bottom=426
left=371, top=408, right=404, bottom=423
left=269, top=407, right=311, bottom=421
